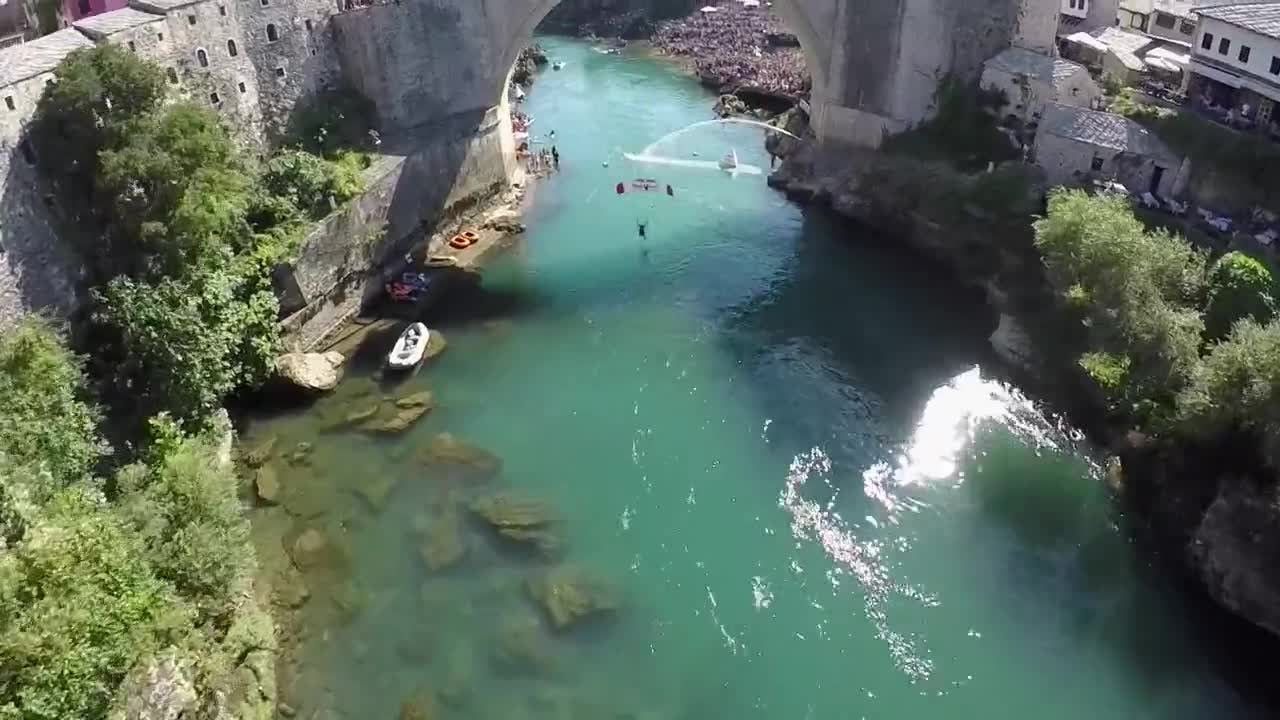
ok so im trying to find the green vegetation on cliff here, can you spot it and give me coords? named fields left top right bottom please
left=1035, top=190, right=1280, bottom=462
left=0, top=322, right=266, bottom=720
left=30, top=45, right=367, bottom=431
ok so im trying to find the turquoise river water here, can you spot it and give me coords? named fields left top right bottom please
left=245, top=37, right=1273, bottom=720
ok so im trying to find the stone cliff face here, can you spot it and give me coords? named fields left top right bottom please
left=541, top=0, right=698, bottom=38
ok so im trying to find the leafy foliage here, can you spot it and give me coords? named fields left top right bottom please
left=1204, top=252, right=1277, bottom=341
left=0, top=489, right=190, bottom=720
left=284, top=85, right=377, bottom=157
left=261, top=149, right=366, bottom=220
left=0, top=321, right=105, bottom=486
left=0, top=371, right=256, bottom=718
left=94, top=270, right=278, bottom=427
left=96, top=104, right=252, bottom=277
left=116, top=439, right=248, bottom=620
left=1177, top=319, right=1280, bottom=467
left=29, top=45, right=167, bottom=228
left=1035, top=190, right=1206, bottom=408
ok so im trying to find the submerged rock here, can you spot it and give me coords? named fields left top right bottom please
left=288, top=528, right=330, bottom=570
left=400, top=692, right=439, bottom=720
left=396, top=390, right=434, bottom=409
left=242, top=435, right=278, bottom=468
left=469, top=492, right=562, bottom=555
left=277, top=351, right=345, bottom=392
left=273, top=567, right=311, bottom=609
left=255, top=466, right=281, bottom=505
left=418, top=433, right=502, bottom=480
left=284, top=442, right=313, bottom=466
left=343, top=403, right=381, bottom=425
left=353, top=474, right=399, bottom=511
left=526, top=566, right=620, bottom=630
left=419, top=511, right=467, bottom=572
left=424, top=331, right=448, bottom=361
left=438, top=644, right=475, bottom=707
left=363, top=392, right=435, bottom=434
left=492, top=615, right=555, bottom=673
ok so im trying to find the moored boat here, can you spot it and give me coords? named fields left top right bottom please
left=387, top=322, right=430, bottom=370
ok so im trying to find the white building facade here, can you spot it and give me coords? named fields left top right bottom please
left=1188, top=3, right=1280, bottom=127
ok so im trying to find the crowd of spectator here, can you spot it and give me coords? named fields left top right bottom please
left=652, top=2, right=810, bottom=99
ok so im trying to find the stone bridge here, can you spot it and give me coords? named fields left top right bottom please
left=334, top=0, right=1055, bottom=146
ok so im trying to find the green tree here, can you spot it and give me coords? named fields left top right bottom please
left=1203, top=252, right=1277, bottom=341
left=97, top=104, right=252, bottom=276
left=116, top=439, right=249, bottom=620
left=29, top=45, right=167, bottom=226
left=0, top=489, right=190, bottom=720
left=0, top=321, right=105, bottom=485
left=1177, top=318, right=1280, bottom=467
left=93, top=270, right=278, bottom=429
left=1034, top=190, right=1207, bottom=407
left=260, top=148, right=364, bottom=220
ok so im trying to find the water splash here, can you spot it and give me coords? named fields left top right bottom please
left=641, top=118, right=801, bottom=156
left=622, top=153, right=765, bottom=175
left=778, top=367, right=1077, bottom=682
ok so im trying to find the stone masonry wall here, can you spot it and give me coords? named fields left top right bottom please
left=278, top=105, right=513, bottom=350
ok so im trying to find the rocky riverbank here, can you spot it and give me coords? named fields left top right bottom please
left=767, top=114, right=1280, bottom=656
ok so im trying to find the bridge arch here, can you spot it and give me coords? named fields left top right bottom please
left=491, top=0, right=832, bottom=117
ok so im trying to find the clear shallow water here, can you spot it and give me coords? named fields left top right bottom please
left=246, top=37, right=1269, bottom=720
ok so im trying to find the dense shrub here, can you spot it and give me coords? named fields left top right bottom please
left=261, top=148, right=366, bottom=220
left=1177, top=319, right=1280, bottom=467
left=1035, top=190, right=1207, bottom=408
left=116, top=439, right=249, bottom=619
left=96, top=104, right=252, bottom=277
left=29, top=44, right=167, bottom=225
left=0, top=321, right=105, bottom=485
left=94, top=271, right=277, bottom=428
left=0, top=489, right=191, bottom=720
left=1204, top=252, right=1277, bottom=341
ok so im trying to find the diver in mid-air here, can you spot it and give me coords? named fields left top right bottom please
left=637, top=219, right=648, bottom=239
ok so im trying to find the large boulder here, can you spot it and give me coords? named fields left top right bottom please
left=492, top=615, right=555, bottom=673
left=254, top=466, right=281, bottom=505
left=112, top=648, right=198, bottom=720
left=276, top=352, right=345, bottom=392
left=241, top=435, right=277, bottom=468
left=526, top=566, right=620, bottom=630
left=989, top=313, right=1036, bottom=375
left=1190, top=477, right=1280, bottom=637
left=288, top=528, right=331, bottom=570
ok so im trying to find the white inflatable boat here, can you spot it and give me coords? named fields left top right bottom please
left=387, top=322, right=430, bottom=370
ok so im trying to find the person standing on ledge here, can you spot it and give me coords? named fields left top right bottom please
left=552, top=146, right=560, bottom=171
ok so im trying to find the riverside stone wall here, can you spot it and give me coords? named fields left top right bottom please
left=278, top=106, right=513, bottom=351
